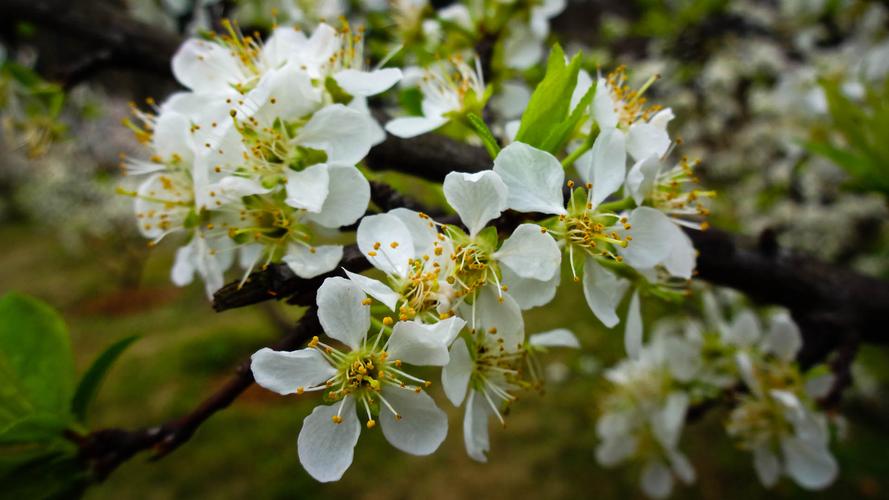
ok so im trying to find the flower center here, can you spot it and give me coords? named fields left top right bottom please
left=448, top=241, right=496, bottom=299
left=396, top=256, right=444, bottom=320
left=561, top=211, right=631, bottom=261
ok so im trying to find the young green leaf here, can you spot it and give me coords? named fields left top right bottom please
left=514, top=44, right=585, bottom=152
left=466, top=113, right=502, bottom=159
left=71, top=335, right=140, bottom=423
left=0, top=293, right=75, bottom=427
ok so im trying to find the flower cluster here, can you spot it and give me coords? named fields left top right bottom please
left=594, top=290, right=839, bottom=498
left=121, top=22, right=401, bottom=296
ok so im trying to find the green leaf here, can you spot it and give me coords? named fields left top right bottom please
left=0, top=448, right=89, bottom=500
left=0, top=293, right=75, bottom=428
left=465, top=113, right=501, bottom=159
left=514, top=45, right=585, bottom=152
left=539, top=83, right=595, bottom=154
left=71, top=336, right=139, bottom=423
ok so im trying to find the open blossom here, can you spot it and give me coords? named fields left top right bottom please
left=501, top=0, right=567, bottom=70
left=126, top=22, right=405, bottom=295
left=720, top=310, right=838, bottom=490
left=122, top=107, right=253, bottom=296
left=489, top=140, right=693, bottom=354
left=595, top=333, right=700, bottom=498
left=386, top=56, right=487, bottom=138
left=441, top=284, right=579, bottom=461
left=351, top=208, right=455, bottom=320
left=441, top=169, right=562, bottom=308
left=251, top=277, right=465, bottom=482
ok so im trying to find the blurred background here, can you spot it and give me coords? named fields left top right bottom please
left=2, top=0, right=889, bottom=498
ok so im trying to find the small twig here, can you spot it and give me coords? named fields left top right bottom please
left=77, top=308, right=320, bottom=480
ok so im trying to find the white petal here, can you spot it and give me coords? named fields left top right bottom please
left=626, top=155, right=661, bottom=206
left=582, top=257, right=631, bottom=328
left=239, top=244, right=264, bottom=270
left=728, top=310, right=762, bottom=347
left=193, top=236, right=233, bottom=298
left=379, top=386, right=448, bottom=455
left=463, top=390, right=491, bottom=462
left=297, top=104, right=377, bottom=165
left=356, top=213, right=415, bottom=277
left=620, top=207, right=674, bottom=269
left=763, top=312, right=802, bottom=361
left=595, top=435, right=637, bottom=466
left=334, top=68, right=403, bottom=97
left=316, top=276, right=370, bottom=349
left=344, top=270, right=399, bottom=311
left=262, top=27, right=308, bottom=69
left=172, top=39, right=244, bottom=94
left=625, top=290, right=643, bottom=358
left=735, top=352, right=762, bottom=399
left=805, top=373, right=835, bottom=400
left=495, top=224, right=562, bottom=281
left=529, top=328, right=580, bottom=348
left=571, top=69, right=594, bottom=112
left=152, top=111, right=194, bottom=164
left=503, top=23, right=543, bottom=70
left=627, top=122, right=671, bottom=162
left=442, top=338, right=473, bottom=406
left=254, top=63, right=322, bottom=121
left=348, top=96, right=385, bottom=146
left=303, top=165, right=370, bottom=228
left=384, top=115, right=450, bottom=138
left=388, top=208, right=438, bottom=255
left=781, top=436, right=838, bottom=490
left=282, top=244, right=343, bottom=279
left=640, top=460, right=674, bottom=499
left=387, top=319, right=462, bottom=366
left=662, top=223, right=696, bottom=279
left=492, top=142, right=567, bottom=215
left=492, top=82, right=531, bottom=119
left=285, top=164, right=330, bottom=212
left=593, top=79, right=619, bottom=129
left=753, top=445, right=781, bottom=488
left=501, top=265, right=561, bottom=310
left=587, top=127, right=627, bottom=208
left=652, top=391, right=688, bottom=450
left=215, top=176, right=271, bottom=201
left=471, top=285, right=525, bottom=352
left=443, top=171, right=508, bottom=236
left=171, top=244, right=196, bottom=286
left=297, top=397, right=361, bottom=482
left=668, top=450, right=696, bottom=485
left=650, top=108, right=675, bottom=130
left=250, top=348, right=336, bottom=395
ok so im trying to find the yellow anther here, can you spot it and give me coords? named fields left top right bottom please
left=362, top=298, right=373, bottom=305
left=390, top=241, right=399, bottom=249
left=383, top=316, right=394, bottom=326
left=366, top=419, right=376, bottom=429
left=296, top=386, right=305, bottom=395
left=332, top=415, right=343, bottom=424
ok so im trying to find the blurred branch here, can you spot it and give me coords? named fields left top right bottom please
left=74, top=307, right=320, bottom=480
left=0, top=0, right=181, bottom=79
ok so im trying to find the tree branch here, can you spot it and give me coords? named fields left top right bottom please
left=0, top=0, right=180, bottom=78
left=76, top=307, right=320, bottom=480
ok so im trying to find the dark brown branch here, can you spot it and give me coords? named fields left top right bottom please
left=76, top=307, right=320, bottom=480
left=1, top=0, right=181, bottom=78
